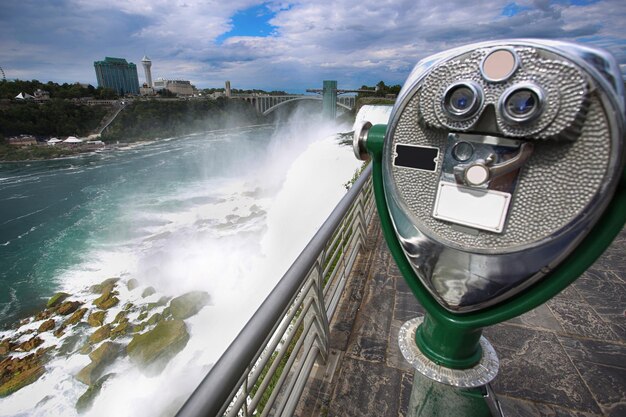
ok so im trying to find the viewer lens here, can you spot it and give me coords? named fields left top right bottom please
left=443, top=82, right=482, bottom=120
left=500, top=83, right=545, bottom=124
left=450, top=87, right=473, bottom=111
left=506, top=89, right=537, bottom=117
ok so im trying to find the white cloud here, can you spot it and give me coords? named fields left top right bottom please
left=0, top=0, right=624, bottom=90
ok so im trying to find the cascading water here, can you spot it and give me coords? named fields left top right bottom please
left=0, top=104, right=393, bottom=417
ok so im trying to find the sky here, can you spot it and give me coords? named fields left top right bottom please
left=1, top=0, right=625, bottom=92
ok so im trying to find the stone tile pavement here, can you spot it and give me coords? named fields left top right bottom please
left=297, top=217, right=626, bottom=417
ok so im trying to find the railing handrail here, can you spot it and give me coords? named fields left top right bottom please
left=176, top=164, right=373, bottom=417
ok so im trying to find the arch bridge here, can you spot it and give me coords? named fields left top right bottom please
left=239, top=94, right=356, bottom=116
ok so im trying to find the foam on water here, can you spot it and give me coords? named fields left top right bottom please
left=0, top=114, right=363, bottom=416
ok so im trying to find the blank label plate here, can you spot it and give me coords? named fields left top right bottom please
left=432, top=182, right=511, bottom=233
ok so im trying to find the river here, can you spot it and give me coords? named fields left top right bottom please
left=0, top=110, right=362, bottom=416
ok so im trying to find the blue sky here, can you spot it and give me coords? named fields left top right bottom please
left=0, top=0, right=624, bottom=92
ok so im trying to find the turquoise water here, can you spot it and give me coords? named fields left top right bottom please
left=0, top=115, right=362, bottom=416
left=0, top=126, right=273, bottom=327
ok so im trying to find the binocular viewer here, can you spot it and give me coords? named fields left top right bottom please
left=354, top=39, right=625, bottom=401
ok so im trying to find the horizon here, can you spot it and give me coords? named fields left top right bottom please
left=1, top=1, right=625, bottom=93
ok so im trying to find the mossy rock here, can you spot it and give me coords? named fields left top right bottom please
left=127, top=278, right=139, bottom=291
left=75, top=373, right=115, bottom=413
left=137, top=311, right=148, bottom=321
left=0, top=339, right=12, bottom=356
left=53, top=324, right=67, bottom=338
left=89, top=324, right=111, bottom=345
left=93, top=293, right=119, bottom=310
left=15, top=336, right=44, bottom=352
left=34, top=309, right=54, bottom=321
left=90, top=278, right=119, bottom=294
left=127, top=320, right=189, bottom=376
left=112, top=311, right=128, bottom=324
left=76, top=342, right=121, bottom=385
left=0, top=363, right=45, bottom=398
left=169, top=291, right=210, bottom=320
left=162, top=307, right=172, bottom=319
left=65, top=308, right=88, bottom=326
left=146, top=296, right=170, bottom=310
left=57, top=301, right=83, bottom=316
left=110, top=322, right=130, bottom=338
left=87, top=311, right=106, bottom=327
left=141, top=286, right=156, bottom=298
left=37, top=319, right=55, bottom=333
left=123, top=302, right=134, bottom=311
left=147, top=313, right=162, bottom=326
left=47, top=292, right=71, bottom=308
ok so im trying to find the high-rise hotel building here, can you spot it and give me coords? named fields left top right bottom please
left=93, top=57, right=140, bottom=95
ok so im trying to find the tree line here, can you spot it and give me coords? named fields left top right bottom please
left=101, top=98, right=264, bottom=142
left=0, top=80, right=117, bottom=100
left=0, top=100, right=108, bottom=138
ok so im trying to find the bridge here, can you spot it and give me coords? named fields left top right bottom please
left=237, top=80, right=369, bottom=118
left=238, top=94, right=355, bottom=116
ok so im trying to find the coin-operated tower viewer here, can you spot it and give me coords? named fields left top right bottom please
left=354, top=39, right=626, bottom=416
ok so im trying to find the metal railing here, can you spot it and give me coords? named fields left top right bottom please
left=176, top=164, right=375, bottom=417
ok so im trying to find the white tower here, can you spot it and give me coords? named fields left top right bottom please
left=141, top=55, right=153, bottom=88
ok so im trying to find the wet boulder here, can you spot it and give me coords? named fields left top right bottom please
left=46, top=292, right=70, bottom=309
left=65, top=308, right=88, bottom=326
left=37, top=319, right=55, bottom=333
left=89, top=324, right=111, bottom=345
left=90, top=278, right=119, bottom=295
left=76, top=342, right=121, bottom=385
left=87, top=311, right=106, bottom=327
left=93, top=292, right=119, bottom=310
left=169, top=291, right=210, bottom=320
left=57, top=301, right=83, bottom=316
left=127, top=320, right=189, bottom=376
left=127, top=278, right=139, bottom=291
left=15, top=336, right=44, bottom=352
left=0, top=353, right=46, bottom=397
left=141, top=286, right=156, bottom=298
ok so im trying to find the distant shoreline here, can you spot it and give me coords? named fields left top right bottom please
left=0, top=124, right=277, bottom=164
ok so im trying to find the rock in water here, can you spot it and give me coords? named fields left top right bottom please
left=65, top=308, right=88, bottom=326
left=169, top=291, right=210, bottom=320
left=87, top=311, right=106, bottom=327
left=141, top=286, right=156, bottom=298
left=127, top=278, right=139, bottom=291
left=15, top=337, right=44, bottom=352
left=0, top=353, right=46, bottom=397
left=127, top=320, right=189, bottom=376
left=56, top=301, right=83, bottom=316
left=90, top=278, right=120, bottom=294
left=76, top=342, right=121, bottom=385
left=75, top=373, right=115, bottom=413
left=38, top=319, right=55, bottom=333
left=46, top=292, right=70, bottom=308
left=89, top=324, right=111, bottom=345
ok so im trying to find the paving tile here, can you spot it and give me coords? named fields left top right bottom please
left=498, top=396, right=542, bottom=417
left=560, top=336, right=626, bottom=369
left=328, top=356, right=403, bottom=417
left=393, top=291, right=423, bottom=322
left=386, top=319, right=415, bottom=373
left=487, top=325, right=601, bottom=413
left=573, top=270, right=626, bottom=318
left=507, top=302, right=564, bottom=332
left=574, top=362, right=626, bottom=415
left=548, top=298, right=618, bottom=341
